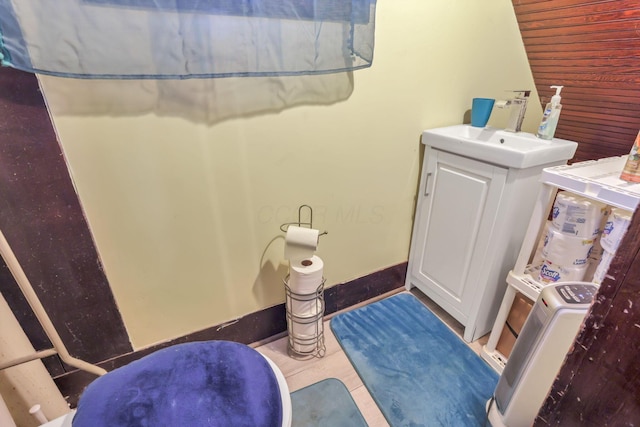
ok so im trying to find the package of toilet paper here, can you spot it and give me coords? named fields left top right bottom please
left=600, top=208, right=632, bottom=254
left=541, top=228, right=594, bottom=266
left=551, top=192, right=608, bottom=237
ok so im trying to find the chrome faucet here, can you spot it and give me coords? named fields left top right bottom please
left=499, top=90, right=531, bottom=132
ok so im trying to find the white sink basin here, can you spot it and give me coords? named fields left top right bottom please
left=422, top=124, right=578, bottom=169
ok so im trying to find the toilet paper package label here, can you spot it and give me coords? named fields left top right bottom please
left=551, top=192, right=608, bottom=237
left=538, top=260, right=587, bottom=284
left=541, top=228, right=594, bottom=266
left=600, top=208, right=632, bottom=253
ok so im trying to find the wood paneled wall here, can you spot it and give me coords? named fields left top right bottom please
left=512, top=1, right=640, bottom=424
left=513, top=0, right=640, bottom=162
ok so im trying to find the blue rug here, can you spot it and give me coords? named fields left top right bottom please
left=291, top=378, right=368, bottom=427
left=330, top=293, right=498, bottom=427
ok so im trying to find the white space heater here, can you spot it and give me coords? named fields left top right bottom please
left=487, top=282, right=597, bottom=427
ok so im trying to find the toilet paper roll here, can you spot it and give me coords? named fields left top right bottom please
left=284, top=226, right=319, bottom=261
left=289, top=311, right=323, bottom=354
left=541, top=228, right=594, bottom=266
left=291, top=332, right=322, bottom=354
left=289, top=256, right=324, bottom=294
left=289, top=318, right=323, bottom=353
left=290, top=313, right=323, bottom=337
left=538, top=259, right=587, bottom=284
left=600, top=208, right=632, bottom=253
left=592, top=251, right=615, bottom=285
left=551, top=192, right=607, bottom=237
left=290, top=297, right=323, bottom=317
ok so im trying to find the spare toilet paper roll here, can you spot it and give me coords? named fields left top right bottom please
left=290, top=314, right=323, bottom=354
left=541, top=228, right=594, bottom=266
left=551, top=192, right=607, bottom=237
left=291, top=330, right=322, bottom=354
left=290, top=312, right=323, bottom=337
left=600, top=208, right=632, bottom=253
left=538, top=259, right=587, bottom=284
left=290, top=296, right=322, bottom=317
left=289, top=255, right=324, bottom=294
left=284, top=226, right=320, bottom=261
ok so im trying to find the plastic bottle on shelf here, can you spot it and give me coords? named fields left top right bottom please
left=537, top=85, right=564, bottom=140
left=620, top=130, right=640, bottom=182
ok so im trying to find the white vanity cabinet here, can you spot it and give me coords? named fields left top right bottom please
left=407, top=149, right=507, bottom=339
left=406, top=126, right=578, bottom=342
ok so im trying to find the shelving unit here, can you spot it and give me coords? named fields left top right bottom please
left=481, top=156, right=640, bottom=373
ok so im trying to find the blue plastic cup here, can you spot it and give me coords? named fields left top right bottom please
left=471, top=98, right=495, bottom=127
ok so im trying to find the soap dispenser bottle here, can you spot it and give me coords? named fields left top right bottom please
left=537, top=85, right=564, bottom=140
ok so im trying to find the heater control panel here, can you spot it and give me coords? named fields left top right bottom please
left=553, top=283, right=597, bottom=305
left=540, top=283, right=598, bottom=312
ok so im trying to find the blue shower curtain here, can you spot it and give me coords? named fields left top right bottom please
left=0, top=0, right=376, bottom=79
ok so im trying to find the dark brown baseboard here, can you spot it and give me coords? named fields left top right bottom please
left=55, top=262, right=407, bottom=406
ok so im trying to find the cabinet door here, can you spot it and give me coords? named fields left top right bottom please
left=409, top=149, right=507, bottom=325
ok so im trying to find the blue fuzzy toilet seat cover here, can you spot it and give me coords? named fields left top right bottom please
left=72, top=340, right=283, bottom=427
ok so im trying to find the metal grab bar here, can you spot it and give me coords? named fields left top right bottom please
left=0, top=348, right=58, bottom=371
left=0, top=229, right=106, bottom=377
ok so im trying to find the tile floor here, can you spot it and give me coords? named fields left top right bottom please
left=255, top=288, right=491, bottom=426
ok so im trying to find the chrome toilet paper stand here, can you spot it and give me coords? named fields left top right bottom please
left=281, top=205, right=327, bottom=359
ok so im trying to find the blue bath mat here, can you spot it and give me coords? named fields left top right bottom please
left=330, top=293, right=498, bottom=427
left=291, top=378, right=368, bottom=427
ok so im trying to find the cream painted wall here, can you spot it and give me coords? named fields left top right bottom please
left=37, top=0, right=541, bottom=349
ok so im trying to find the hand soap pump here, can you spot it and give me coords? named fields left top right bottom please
left=537, top=85, right=563, bottom=140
